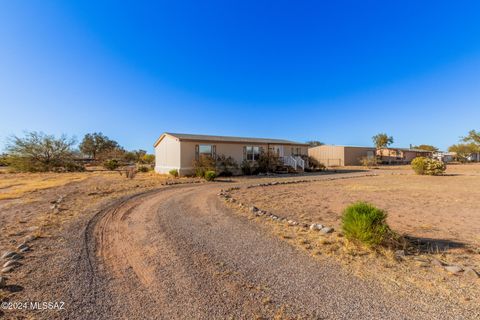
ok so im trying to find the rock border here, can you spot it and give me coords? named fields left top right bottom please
left=217, top=176, right=479, bottom=281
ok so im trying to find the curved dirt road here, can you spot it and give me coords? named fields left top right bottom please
left=63, top=182, right=468, bottom=319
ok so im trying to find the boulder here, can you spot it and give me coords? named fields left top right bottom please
left=464, top=268, right=479, bottom=280
left=320, top=227, right=334, bottom=234
left=1, top=266, right=14, bottom=273
left=0, top=276, right=5, bottom=288
left=444, top=265, right=463, bottom=274
left=1, top=251, right=15, bottom=260
left=3, top=260, right=19, bottom=268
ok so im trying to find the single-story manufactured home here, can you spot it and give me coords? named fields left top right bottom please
left=154, top=132, right=308, bottom=176
left=376, top=147, right=433, bottom=164
left=308, top=145, right=376, bottom=166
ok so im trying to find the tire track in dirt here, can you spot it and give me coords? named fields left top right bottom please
left=70, top=177, right=472, bottom=319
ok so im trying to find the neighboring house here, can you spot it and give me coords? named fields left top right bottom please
left=377, top=147, right=433, bottom=164
left=154, top=132, right=308, bottom=176
left=433, top=151, right=456, bottom=163
left=308, top=145, right=376, bottom=166
left=467, top=152, right=480, bottom=162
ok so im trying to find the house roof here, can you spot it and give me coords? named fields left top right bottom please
left=154, top=132, right=308, bottom=147
left=382, top=147, right=433, bottom=153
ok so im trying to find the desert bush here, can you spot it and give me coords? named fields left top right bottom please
left=140, top=154, right=155, bottom=164
left=411, top=157, right=446, bottom=175
left=103, top=159, right=120, bottom=171
left=256, top=152, right=281, bottom=173
left=341, top=202, right=391, bottom=247
left=137, top=165, right=150, bottom=172
left=359, top=156, right=378, bottom=168
left=169, top=169, right=179, bottom=177
left=307, top=156, right=326, bottom=171
left=240, top=159, right=258, bottom=175
left=193, top=155, right=215, bottom=177
left=215, top=154, right=238, bottom=176
left=5, top=131, right=83, bottom=172
left=204, top=170, right=217, bottom=181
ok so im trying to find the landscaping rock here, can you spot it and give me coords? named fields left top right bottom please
left=17, top=243, right=28, bottom=250
left=10, top=254, right=22, bottom=261
left=431, top=258, right=445, bottom=267
left=444, top=265, right=463, bottom=274
left=1, top=251, right=15, bottom=260
left=0, top=276, right=5, bottom=288
left=320, top=227, right=334, bottom=234
left=19, top=246, right=30, bottom=253
left=310, top=224, right=324, bottom=231
left=464, top=268, right=479, bottom=279
left=3, top=260, right=19, bottom=268
left=394, top=250, right=406, bottom=259
left=1, top=266, right=14, bottom=273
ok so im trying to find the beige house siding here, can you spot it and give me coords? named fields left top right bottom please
left=308, top=145, right=345, bottom=166
left=344, top=147, right=376, bottom=165
left=308, top=145, right=376, bottom=166
left=154, top=135, right=181, bottom=174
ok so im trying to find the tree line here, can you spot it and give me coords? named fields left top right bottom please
left=0, top=131, right=155, bottom=172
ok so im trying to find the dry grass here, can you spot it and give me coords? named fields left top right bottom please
left=223, top=167, right=480, bottom=308
left=0, top=172, right=91, bottom=200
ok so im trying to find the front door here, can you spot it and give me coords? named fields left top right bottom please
left=275, top=146, right=284, bottom=157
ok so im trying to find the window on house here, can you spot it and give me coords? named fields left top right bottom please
left=199, top=145, right=212, bottom=156
left=246, top=146, right=260, bottom=160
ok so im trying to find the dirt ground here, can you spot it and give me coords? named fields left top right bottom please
left=1, top=165, right=479, bottom=318
left=233, top=164, right=480, bottom=248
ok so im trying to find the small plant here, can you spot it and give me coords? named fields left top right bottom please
left=215, top=154, right=238, bottom=176
left=169, top=169, right=179, bottom=177
left=359, top=156, right=378, bottom=168
left=137, top=165, right=150, bottom=173
left=341, top=202, right=391, bottom=247
left=193, top=155, right=215, bottom=178
left=103, top=159, right=120, bottom=171
left=240, top=160, right=257, bottom=175
left=204, top=170, right=217, bottom=181
left=411, top=157, right=446, bottom=175
left=125, top=167, right=136, bottom=179
left=307, top=156, right=326, bottom=171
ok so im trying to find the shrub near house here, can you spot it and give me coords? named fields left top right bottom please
left=411, top=157, right=446, bottom=176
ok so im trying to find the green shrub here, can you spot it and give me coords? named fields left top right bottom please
left=256, top=152, right=281, bottom=173
left=411, top=157, right=446, bottom=175
left=137, top=165, right=150, bottom=172
left=193, top=155, right=215, bottom=177
left=215, top=154, right=238, bottom=176
left=103, top=159, right=120, bottom=171
left=204, top=170, right=217, bottom=181
left=341, top=202, right=391, bottom=247
left=169, top=169, right=179, bottom=177
left=240, top=160, right=257, bottom=175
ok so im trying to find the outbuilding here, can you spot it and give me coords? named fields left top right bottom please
left=308, top=145, right=376, bottom=166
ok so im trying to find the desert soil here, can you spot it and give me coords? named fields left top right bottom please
left=0, top=168, right=479, bottom=319
left=233, top=171, right=480, bottom=247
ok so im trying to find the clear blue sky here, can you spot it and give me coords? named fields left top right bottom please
left=1, top=1, right=480, bottom=152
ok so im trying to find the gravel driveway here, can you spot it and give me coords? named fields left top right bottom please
left=10, top=173, right=477, bottom=319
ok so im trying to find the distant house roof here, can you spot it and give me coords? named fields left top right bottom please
left=382, top=147, right=433, bottom=153
left=312, top=144, right=376, bottom=149
left=154, top=132, right=308, bottom=147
